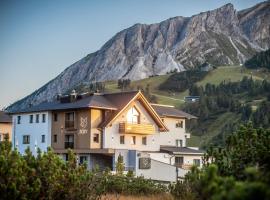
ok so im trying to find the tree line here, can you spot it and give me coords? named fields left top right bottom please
left=245, top=48, right=270, bottom=70
left=183, top=76, right=270, bottom=145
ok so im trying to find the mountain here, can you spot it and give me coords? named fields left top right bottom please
left=8, top=1, right=270, bottom=112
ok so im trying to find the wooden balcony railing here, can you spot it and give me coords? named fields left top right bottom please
left=65, top=142, right=74, bottom=149
left=65, top=121, right=75, bottom=129
left=175, top=164, right=193, bottom=170
left=119, top=122, right=155, bottom=135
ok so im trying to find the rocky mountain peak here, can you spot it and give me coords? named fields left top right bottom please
left=7, top=2, right=270, bottom=112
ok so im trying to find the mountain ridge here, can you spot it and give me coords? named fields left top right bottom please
left=7, top=1, right=270, bottom=112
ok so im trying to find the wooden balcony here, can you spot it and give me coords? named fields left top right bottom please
left=119, top=122, right=155, bottom=135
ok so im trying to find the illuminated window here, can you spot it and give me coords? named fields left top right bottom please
left=127, top=106, right=140, bottom=124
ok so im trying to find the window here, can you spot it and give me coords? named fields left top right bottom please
left=142, top=136, right=147, bottom=145
left=175, top=157, right=184, bottom=166
left=36, top=114, right=39, bottom=123
left=42, top=114, right=46, bottom=123
left=41, top=135, right=45, bottom=143
left=17, top=116, right=21, bottom=124
left=23, top=135, right=30, bottom=144
left=65, top=135, right=74, bottom=149
left=79, top=156, right=88, bottom=165
left=193, top=159, right=200, bottom=166
left=54, top=113, right=58, bottom=122
left=131, top=136, right=136, bottom=145
left=176, top=139, right=183, bottom=147
left=127, top=106, right=140, bottom=124
left=176, top=121, right=183, bottom=128
left=93, top=133, right=99, bottom=143
left=65, top=112, right=75, bottom=128
left=53, top=135, right=57, bottom=143
left=120, top=135, right=125, bottom=144
left=29, top=115, right=33, bottom=123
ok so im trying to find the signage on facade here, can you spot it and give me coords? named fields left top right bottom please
left=79, top=117, right=88, bottom=134
left=139, top=157, right=151, bottom=169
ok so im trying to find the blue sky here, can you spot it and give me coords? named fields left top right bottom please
left=0, top=0, right=263, bottom=108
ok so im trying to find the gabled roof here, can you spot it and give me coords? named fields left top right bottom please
left=160, top=146, right=204, bottom=155
left=0, top=111, right=12, bottom=123
left=99, top=91, right=168, bottom=131
left=151, top=104, right=197, bottom=119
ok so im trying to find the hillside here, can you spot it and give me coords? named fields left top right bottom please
left=7, top=1, right=270, bottom=112
left=245, top=48, right=270, bottom=69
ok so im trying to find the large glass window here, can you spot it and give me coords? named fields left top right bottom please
left=127, top=107, right=140, bottom=124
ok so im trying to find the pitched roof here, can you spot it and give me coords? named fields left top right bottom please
left=160, top=146, right=204, bottom=155
left=0, top=111, right=12, bottom=123
left=9, top=93, right=118, bottom=114
left=98, top=91, right=139, bottom=127
left=151, top=104, right=197, bottom=119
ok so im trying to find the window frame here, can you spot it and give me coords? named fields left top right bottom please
left=23, top=135, right=30, bottom=144
left=17, top=116, right=21, bottom=124
left=176, top=139, right=183, bottom=147
left=36, top=114, right=39, bottom=123
left=131, top=136, right=136, bottom=145
left=41, top=135, right=45, bottom=143
left=142, top=136, right=147, bottom=145
left=42, top=114, right=46, bottom=123
left=53, top=134, right=57, bottom=143
left=54, top=113, right=58, bottom=122
left=29, top=115, right=33, bottom=123
left=93, top=133, right=99, bottom=143
left=120, top=135, right=125, bottom=144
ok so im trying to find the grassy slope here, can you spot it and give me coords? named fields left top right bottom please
left=104, top=66, right=269, bottom=148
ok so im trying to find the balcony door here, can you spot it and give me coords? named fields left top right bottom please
left=65, top=135, right=74, bottom=149
left=65, top=112, right=75, bottom=128
left=127, top=106, right=140, bottom=124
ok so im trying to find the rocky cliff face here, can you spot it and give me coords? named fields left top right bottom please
left=8, top=1, right=270, bottom=111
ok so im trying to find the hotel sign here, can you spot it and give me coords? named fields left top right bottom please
left=139, top=157, right=151, bottom=169
left=79, top=117, right=88, bottom=134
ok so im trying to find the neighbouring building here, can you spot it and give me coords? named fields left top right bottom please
left=0, top=111, right=12, bottom=142
left=10, top=90, right=204, bottom=182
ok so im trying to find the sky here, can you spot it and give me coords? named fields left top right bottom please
left=0, top=0, right=264, bottom=109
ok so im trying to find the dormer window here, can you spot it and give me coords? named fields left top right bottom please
left=127, top=106, right=140, bottom=124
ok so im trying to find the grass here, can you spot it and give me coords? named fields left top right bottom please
left=104, top=66, right=270, bottom=108
left=101, top=193, right=172, bottom=200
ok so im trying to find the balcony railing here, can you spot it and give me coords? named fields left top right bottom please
left=65, top=142, right=74, bottom=149
left=175, top=164, right=193, bottom=170
left=119, top=122, right=155, bottom=135
left=65, top=121, right=75, bottom=129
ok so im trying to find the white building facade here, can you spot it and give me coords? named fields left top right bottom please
left=12, top=112, right=52, bottom=155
